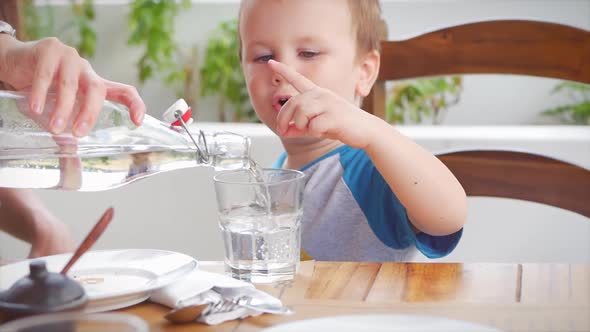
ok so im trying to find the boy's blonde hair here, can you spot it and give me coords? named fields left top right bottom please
left=238, top=0, right=387, bottom=59
left=348, top=0, right=386, bottom=54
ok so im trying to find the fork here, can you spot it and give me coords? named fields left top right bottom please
left=202, top=299, right=240, bottom=316
left=165, top=298, right=241, bottom=324
left=212, top=286, right=294, bottom=315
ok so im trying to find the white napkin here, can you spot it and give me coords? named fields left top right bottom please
left=150, top=269, right=264, bottom=325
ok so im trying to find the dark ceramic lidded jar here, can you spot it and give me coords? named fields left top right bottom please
left=0, top=260, right=88, bottom=321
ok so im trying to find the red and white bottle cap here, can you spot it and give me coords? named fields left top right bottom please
left=163, top=99, right=193, bottom=127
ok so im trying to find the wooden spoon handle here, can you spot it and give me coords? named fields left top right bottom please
left=61, top=207, right=114, bottom=275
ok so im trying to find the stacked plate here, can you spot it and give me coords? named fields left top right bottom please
left=0, top=249, right=197, bottom=312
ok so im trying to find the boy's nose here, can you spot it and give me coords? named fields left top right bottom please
left=272, top=72, right=282, bottom=86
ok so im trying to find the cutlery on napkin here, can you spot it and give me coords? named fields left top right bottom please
left=213, top=286, right=294, bottom=315
left=150, top=269, right=292, bottom=325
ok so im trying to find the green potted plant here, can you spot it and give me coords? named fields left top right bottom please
left=127, top=0, right=199, bottom=108
left=386, top=76, right=463, bottom=124
left=200, top=18, right=255, bottom=122
left=22, top=0, right=96, bottom=58
left=542, top=81, right=590, bottom=125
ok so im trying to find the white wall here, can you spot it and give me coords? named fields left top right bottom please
left=1, top=125, right=589, bottom=263
left=43, top=0, right=590, bottom=124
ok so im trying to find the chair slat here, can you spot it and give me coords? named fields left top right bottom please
left=437, top=150, right=590, bottom=218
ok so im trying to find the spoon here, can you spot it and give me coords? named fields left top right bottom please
left=60, top=207, right=114, bottom=275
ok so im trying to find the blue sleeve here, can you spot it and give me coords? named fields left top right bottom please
left=341, top=149, right=462, bottom=259
left=272, top=152, right=287, bottom=168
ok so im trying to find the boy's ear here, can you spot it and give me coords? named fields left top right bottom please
left=356, top=50, right=380, bottom=97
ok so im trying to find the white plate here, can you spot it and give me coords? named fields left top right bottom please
left=260, top=314, right=502, bottom=332
left=0, top=249, right=197, bottom=313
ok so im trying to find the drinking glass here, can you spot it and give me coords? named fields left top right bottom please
left=213, top=168, right=305, bottom=283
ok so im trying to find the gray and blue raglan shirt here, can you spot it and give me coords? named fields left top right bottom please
left=274, top=145, right=462, bottom=261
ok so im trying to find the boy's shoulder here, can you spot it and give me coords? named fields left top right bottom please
left=274, top=145, right=375, bottom=172
left=301, top=145, right=372, bottom=172
left=337, top=146, right=376, bottom=177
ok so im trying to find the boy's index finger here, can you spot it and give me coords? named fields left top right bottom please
left=268, top=59, right=316, bottom=92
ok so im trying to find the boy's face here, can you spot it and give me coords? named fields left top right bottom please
left=240, top=0, right=369, bottom=136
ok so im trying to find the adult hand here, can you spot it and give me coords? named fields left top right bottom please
left=0, top=35, right=145, bottom=137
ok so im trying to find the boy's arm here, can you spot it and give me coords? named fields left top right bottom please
left=363, top=116, right=467, bottom=236
left=267, top=60, right=467, bottom=236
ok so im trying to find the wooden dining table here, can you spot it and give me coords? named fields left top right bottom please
left=118, top=261, right=590, bottom=332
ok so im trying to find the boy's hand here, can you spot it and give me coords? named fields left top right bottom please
left=269, top=60, right=379, bottom=149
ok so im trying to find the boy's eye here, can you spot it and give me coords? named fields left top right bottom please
left=300, top=51, right=318, bottom=58
left=254, top=55, right=273, bottom=62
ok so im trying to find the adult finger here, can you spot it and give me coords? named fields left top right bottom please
left=104, top=80, right=146, bottom=125
left=73, top=70, right=106, bottom=137
left=29, top=39, right=62, bottom=116
left=49, top=49, right=82, bottom=134
left=268, top=59, right=316, bottom=93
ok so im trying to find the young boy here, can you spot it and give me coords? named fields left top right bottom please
left=238, top=0, right=467, bottom=261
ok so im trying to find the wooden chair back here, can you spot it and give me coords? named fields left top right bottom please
left=363, top=20, right=590, bottom=118
left=363, top=20, right=590, bottom=218
left=437, top=150, right=590, bottom=218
